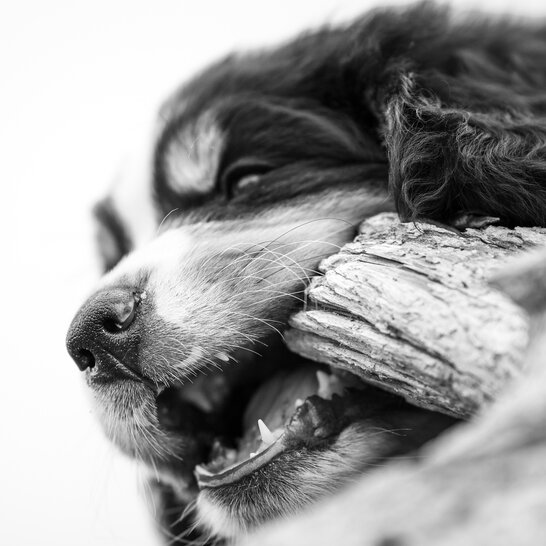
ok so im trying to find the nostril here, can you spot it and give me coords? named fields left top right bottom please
left=67, top=287, right=144, bottom=373
left=103, top=295, right=137, bottom=333
left=76, top=348, right=95, bottom=371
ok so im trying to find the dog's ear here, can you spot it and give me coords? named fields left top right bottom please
left=382, top=73, right=546, bottom=227
left=376, top=43, right=546, bottom=227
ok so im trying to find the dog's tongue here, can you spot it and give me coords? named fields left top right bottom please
left=242, top=366, right=319, bottom=434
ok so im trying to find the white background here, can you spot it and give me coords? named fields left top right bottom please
left=2, top=1, right=546, bottom=544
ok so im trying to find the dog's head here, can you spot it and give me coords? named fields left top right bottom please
left=66, top=11, right=456, bottom=540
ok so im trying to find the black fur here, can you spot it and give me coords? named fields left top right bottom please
left=156, top=2, right=546, bottom=229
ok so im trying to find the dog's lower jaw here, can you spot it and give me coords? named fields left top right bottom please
left=164, top=380, right=454, bottom=541
left=193, top=423, right=384, bottom=539
left=193, top=408, right=454, bottom=540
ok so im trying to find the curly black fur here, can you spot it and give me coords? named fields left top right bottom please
left=157, top=2, right=546, bottom=230
left=375, top=5, right=546, bottom=226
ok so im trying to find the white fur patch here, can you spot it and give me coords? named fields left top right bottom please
left=97, top=227, right=195, bottom=289
left=163, top=111, right=223, bottom=194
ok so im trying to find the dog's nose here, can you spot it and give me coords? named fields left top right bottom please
left=66, top=288, right=139, bottom=372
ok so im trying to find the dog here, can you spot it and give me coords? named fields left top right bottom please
left=66, top=2, right=546, bottom=542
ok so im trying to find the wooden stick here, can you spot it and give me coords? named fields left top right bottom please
left=286, top=213, right=546, bottom=417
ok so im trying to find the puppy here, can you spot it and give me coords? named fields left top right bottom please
left=66, top=2, right=546, bottom=542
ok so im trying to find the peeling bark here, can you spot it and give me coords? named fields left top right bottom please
left=286, top=213, right=546, bottom=417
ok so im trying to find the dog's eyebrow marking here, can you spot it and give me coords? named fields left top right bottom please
left=93, top=198, right=131, bottom=271
left=162, top=111, right=224, bottom=195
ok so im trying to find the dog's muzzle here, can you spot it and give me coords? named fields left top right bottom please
left=66, top=288, right=146, bottom=382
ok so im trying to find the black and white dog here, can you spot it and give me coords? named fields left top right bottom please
left=66, top=3, right=546, bottom=542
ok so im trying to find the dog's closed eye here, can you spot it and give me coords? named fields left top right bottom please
left=219, top=158, right=274, bottom=197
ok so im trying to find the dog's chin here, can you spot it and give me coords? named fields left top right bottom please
left=87, top=377, right=200, bottom=482
left=85, top=338, right=455, bottom=539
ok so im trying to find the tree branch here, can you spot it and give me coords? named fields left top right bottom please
left=286, top=213, right=546, bottom=417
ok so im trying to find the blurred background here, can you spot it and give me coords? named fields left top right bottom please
left=2, top=0, right=546, bottom=544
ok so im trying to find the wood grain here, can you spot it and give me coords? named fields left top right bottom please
left=286, top=213, right=546, bottom=417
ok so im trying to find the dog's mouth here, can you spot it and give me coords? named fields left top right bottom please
left=81, top=309, right=456, bottom=538
left=153, top=343, right=370, bottom=490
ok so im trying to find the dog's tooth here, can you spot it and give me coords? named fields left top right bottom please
left=317, top=371, right=346, bottom=400
left=258, top=419, right=276, bottom=445
left=249, top=452, right=257, bottom=458
left=216, top=352, right=230, bottom=362
left=295, top=398, right=304, bottom=408
left=195, top=464, right=213, bottom=477
left=316, top=370, right=331, bottom=399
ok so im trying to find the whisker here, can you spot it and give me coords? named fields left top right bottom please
left=230, top=311, right=286, bottom=339
left=157, top=208, right=181, bottom=235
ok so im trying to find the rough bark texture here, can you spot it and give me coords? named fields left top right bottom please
left=241, top=214, right=546, bottom=546
left=286, top=213, right=546, bottom=418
